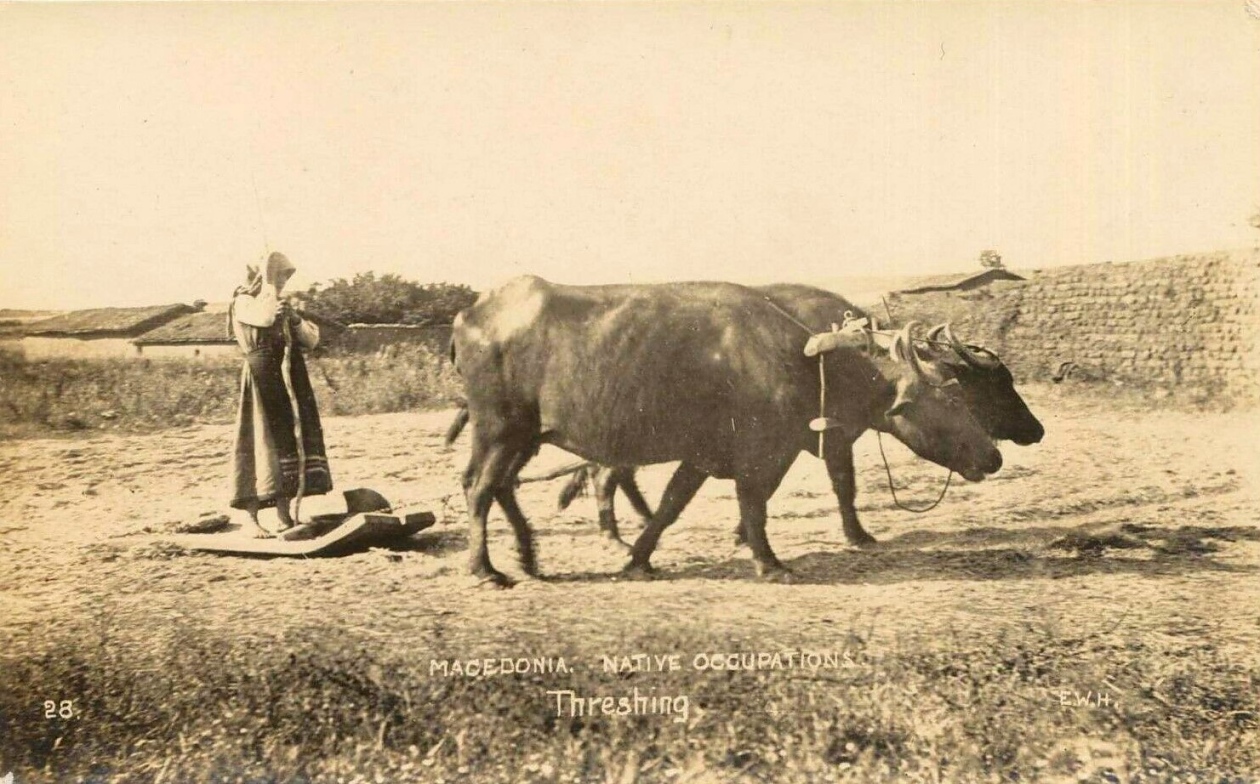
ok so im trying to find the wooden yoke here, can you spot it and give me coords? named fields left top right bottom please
left=803, top=315, right=870, bottom=358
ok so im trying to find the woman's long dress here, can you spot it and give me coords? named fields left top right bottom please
left=229, top=294, right=332, bottom=510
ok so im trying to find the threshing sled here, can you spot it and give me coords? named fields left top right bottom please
left=173, top=488, right=435, bottom=557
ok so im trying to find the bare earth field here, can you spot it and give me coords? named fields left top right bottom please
left=2, top=385, right=1259, bottom=783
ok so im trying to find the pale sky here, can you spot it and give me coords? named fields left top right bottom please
left=2, top=2, right=1258, bottom=309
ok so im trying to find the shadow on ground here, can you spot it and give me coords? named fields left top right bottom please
left=540, top=521, right=1260, bottom=586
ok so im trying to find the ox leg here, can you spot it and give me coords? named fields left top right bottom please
left=593, top=466, right=624, bottom=545
left=495, top=445, right=540, bottom=577
left=616, top=468, right=655, bottom=523
left=826, top=444, right=877, bottom=547
left=495, top=487, right=538, bottom=578
left=597, top=467, right=651, bottom=549
left=624, top=463, right=708, bottom=576
left=737, top=481, right=793, bottom=581
left=463, top=437, right=521, bottom=589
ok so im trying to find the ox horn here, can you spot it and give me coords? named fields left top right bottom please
left=891, top=321, right=927, bottom=377
left=943, top=323, right=1000, bottom=369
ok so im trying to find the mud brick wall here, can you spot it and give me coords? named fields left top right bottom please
left=886, top=249, right=1260, bottom=404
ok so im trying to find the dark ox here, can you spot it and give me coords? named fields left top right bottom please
left=449, top=276, right=1002, bottom=587
left=551, top=284, right=1045, bottom=547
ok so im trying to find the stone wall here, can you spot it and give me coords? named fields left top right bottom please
left=886, top=248, right=1260, bottom=405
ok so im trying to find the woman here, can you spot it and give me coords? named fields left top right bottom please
left=228, top=251, right=333, bottom=538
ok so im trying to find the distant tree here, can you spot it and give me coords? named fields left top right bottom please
left=401, top=283, right=481, bottom=326
left=978, top=249, right=1004, bottom=269
left=298, top=272, right=477, bottom=325
left=1249, top=208, right=1260, bottom=232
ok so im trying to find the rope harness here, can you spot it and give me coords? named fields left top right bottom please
left=761, top=296, right=956, bottom=513
left=877, top=431, right=954, bottom=513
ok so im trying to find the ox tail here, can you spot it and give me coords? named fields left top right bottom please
left=557, top=464, right=592, bottom=511
left=444, top=401, right=469, bottom=447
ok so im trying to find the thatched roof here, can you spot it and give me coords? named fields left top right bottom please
left=895, top=268, right=1024, bottom=295
left=133, top=311, right=236, bottom=345
left=25, top=304, right=195, bottom=337
left=0, top=310, right=66, bottom=338
left=0, top=309, right=66, bottom=322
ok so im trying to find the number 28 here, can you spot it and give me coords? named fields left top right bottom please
left=44, top=700, right=74, bottom=719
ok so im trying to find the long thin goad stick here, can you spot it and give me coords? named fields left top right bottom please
left=281, top=316, right=307, bottom=525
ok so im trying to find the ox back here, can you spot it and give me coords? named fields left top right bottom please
left=454, top=277, right=880, bottom=477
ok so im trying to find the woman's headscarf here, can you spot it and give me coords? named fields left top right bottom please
left=227, top=252, right=295, bottom=336
left=265, top=251, right=297, bottom=291
left=232, top=252, right=295, bottom=299
left=233, top=263, right=263, bottom=298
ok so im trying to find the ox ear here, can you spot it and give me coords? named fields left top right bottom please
left=885, top=374, right=920, bottom=419
left=886, top=387, right=915, bottom=418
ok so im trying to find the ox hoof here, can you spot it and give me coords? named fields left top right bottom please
left=756, top=564, right=798, bottom=584
left=474, top=570, right=515, bottom=590
left=845, top=530, right=879, bottom=549
left=621, top=562, right=657, bottom=581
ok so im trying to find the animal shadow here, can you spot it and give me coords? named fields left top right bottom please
left=570, top=521, right=1260, bottom=585
left=392, top=526, right=468, bottom=557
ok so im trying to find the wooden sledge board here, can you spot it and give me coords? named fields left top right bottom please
left=172, top=511, right=435, bottom=557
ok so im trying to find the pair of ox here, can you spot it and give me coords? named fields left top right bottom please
left=555, top=291, right=1044, bottom=547
left=448, top=277, right=1042, bottom=588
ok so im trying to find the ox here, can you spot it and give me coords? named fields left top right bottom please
left=449, top=276, right=1002, bottom=587
left=553, top=284, right=1044, bottom=547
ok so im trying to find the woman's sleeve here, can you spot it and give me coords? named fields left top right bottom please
left=294, top=319, right=321, bottom=350
left=232, top=287, right=279, bottom=328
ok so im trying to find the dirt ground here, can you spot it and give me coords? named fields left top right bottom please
left=2, top=384, right=1259, bottom=778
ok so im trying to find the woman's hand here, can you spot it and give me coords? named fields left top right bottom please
left=277, top=301, right=303, bottom=326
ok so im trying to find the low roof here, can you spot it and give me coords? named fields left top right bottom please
left=133, top=311, right=235, bottom=345
left=25, top=304, right=195, bottom=337
left=0, top=310, right=67, bottom=338
left=895, top=268, right=1024, bottom=294
left=0, top=309, right=66, bottom=322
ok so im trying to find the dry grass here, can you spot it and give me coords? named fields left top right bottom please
left=0, top=345, right=463, bottom=440
left=2, top=613, right=1257, bottom=783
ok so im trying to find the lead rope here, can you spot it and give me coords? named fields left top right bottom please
left=281, top=316, right=307, bottom=526
left=817, top=353, right=827, bottom=458
left=762, top=295, right=956, bottom=508
left=763, top=296, right=830, bottom=458
left=877, top=431, right=953, bottom=513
